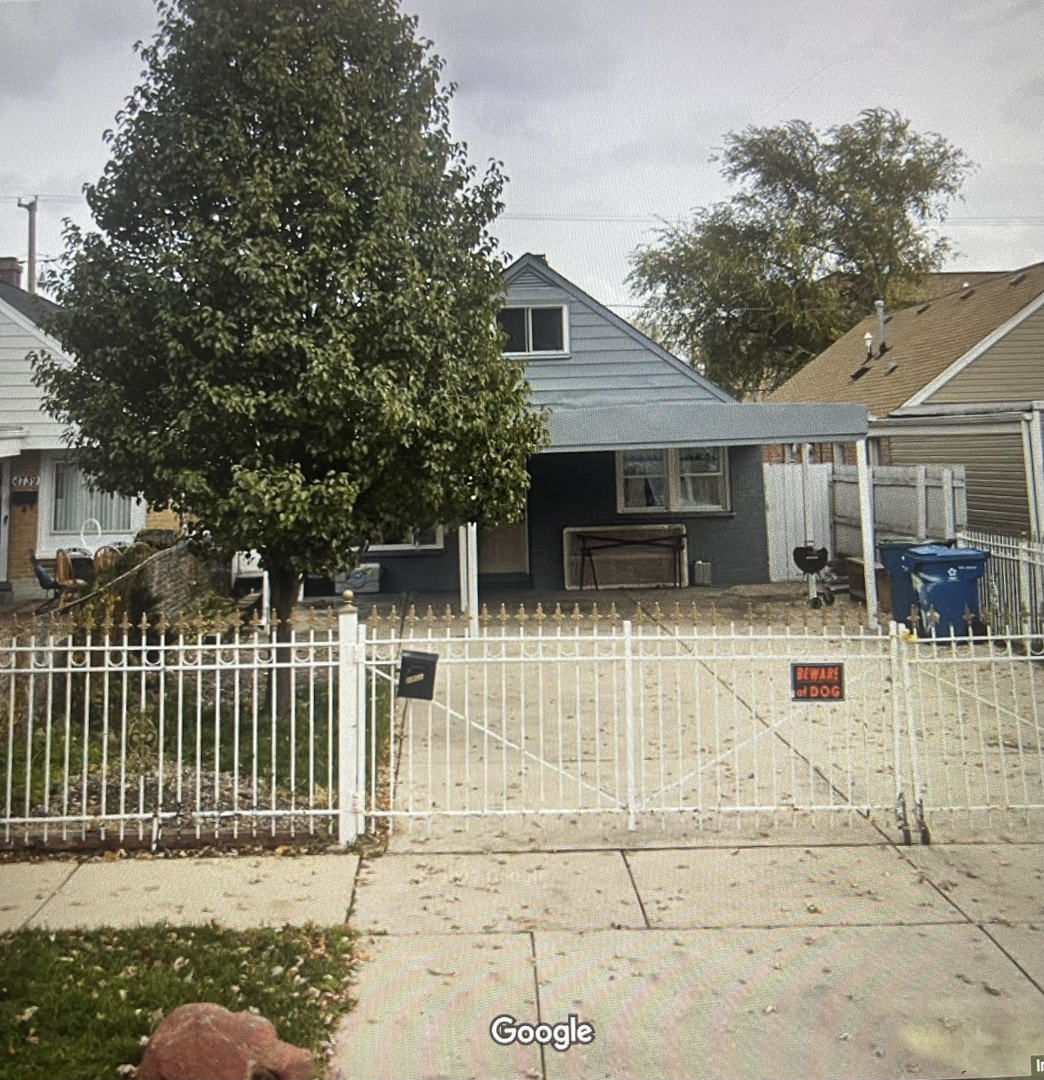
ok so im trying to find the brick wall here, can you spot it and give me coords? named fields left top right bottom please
left=144, top=506, right=183, bottom=532
left=138, top=542, right=228, bottom=623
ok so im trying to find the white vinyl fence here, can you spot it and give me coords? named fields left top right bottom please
left=3, top=605, right=1042, bottom=849
left=957, top=529, right=1044, bottom=638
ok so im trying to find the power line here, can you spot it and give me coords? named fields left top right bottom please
left=3, top=196, right=1043, bottom=228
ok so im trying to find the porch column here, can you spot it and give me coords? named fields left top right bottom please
left=855, top=438, right=879, bottom=628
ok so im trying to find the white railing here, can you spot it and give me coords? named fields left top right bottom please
left=3, top=605, right=1041, bottom=849
left=957, top=529, right=1044, bottom=637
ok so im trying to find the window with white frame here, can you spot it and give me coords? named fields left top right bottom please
left=497, top=306, right=567, bottom=354
left=368, top=526, right=445, bottom=552
left=616, top=447, right=730, bottom=513
left=52, top=462, right=133, bottom=532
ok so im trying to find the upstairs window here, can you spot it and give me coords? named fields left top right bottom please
left=497, top=306, right=567, bottom=354
left=616, top=448, right=730, bottom=513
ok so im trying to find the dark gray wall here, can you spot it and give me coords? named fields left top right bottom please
left=527, top=447, right=770, bottom=589
left=322, top=446, right=771, bottom=596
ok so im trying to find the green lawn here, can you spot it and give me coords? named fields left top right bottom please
left=0, top=921, right=357, bottom=1080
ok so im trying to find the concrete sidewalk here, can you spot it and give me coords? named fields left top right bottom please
left=3, top=827, right=1040, bottom=1080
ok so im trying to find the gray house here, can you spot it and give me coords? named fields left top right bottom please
left=360, top=254, right=868, bottom=598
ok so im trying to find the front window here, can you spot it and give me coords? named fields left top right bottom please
left=617, top=448, right=730, bottom=513
left=52, top=462, right=133, bottom=532
left=497, top=306, right=567, bottom=354
left=368, top=526, right=445, bottom=552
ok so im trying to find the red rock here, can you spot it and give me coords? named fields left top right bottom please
left=135, top=1002, right=313, bottom=1080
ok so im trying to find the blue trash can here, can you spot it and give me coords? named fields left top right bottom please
left=900, top=544, right=990, bottom=637
left=877, top=541, right=922, bottom=628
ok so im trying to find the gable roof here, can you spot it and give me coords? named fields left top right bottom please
left=768, top=261, right=1044, bottom=418
left=503, top=253, right=735, bottom=408
left=503, top=253, right=867, bottom=450
left=0, top=281, right=58, bottom=329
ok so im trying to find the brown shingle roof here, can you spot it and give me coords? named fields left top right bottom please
left=767, top=261, right=1044, bottom=417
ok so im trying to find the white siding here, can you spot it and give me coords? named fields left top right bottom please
left=0, top=302, right=66, bottom=448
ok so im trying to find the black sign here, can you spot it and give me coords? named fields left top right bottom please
left=397, top=650, right=438, bottom=700
left=791, top=662, right=844, bottom=702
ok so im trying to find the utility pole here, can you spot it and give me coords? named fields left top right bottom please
left=17, top=196, right=38, bottom=294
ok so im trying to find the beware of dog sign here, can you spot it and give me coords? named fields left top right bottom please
left=791, top=662, right=844, bottom=701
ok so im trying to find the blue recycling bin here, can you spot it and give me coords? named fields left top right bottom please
left=900, top=544, right=990, bottom=637
left=877, top=541, right=921, bottom=627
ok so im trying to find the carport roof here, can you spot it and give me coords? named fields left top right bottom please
left=540, top=400, right=868, bottom=452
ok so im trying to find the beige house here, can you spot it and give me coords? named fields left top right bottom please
left=0, top=257, right=177, bottom=602
left=768, top=261, right=1044, bottom=538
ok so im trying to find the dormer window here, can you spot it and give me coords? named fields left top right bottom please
left=497, top=305, right=567, bottom=355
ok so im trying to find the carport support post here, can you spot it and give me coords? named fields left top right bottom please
left=338, top=597, right=362, bottom=846
left=800, top=443, right=816, bottom=603
left=855, top=438, right=879, bottom=628
left=467, top=522, right=479, bottom=637
left=457, top=526, right=470, bottom=615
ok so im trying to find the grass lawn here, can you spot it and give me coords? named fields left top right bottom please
left=0, top=921, right=357, bottom=1080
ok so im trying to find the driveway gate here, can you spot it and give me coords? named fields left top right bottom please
left=344, top=607, right=1044, bottom=843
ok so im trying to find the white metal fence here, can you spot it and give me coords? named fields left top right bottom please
left=363, top=615, right=1043, bottom=843
left=1, top=613, right=342, bottom=849
left=2, top=605, right=1042, bottom=849
left=957, top=528, right=1044, bottom=638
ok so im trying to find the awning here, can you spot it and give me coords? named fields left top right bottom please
left=541, top=401, right=868, bottom=452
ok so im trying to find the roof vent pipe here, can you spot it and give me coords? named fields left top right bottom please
left=874, top=300, right=887, bottom=353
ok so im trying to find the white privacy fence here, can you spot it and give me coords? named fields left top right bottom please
left=2, top=605, right=1042, bottom=849
left=957, top=529, right=1044, bottom=638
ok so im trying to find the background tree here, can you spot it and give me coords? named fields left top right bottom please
left=34, top=0, right=547, bottom=640
left=629, top=109, right=973, bottom=397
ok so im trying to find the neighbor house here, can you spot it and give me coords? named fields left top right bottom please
left=767, top=261, right=1044, bottom=538
left=0, top=257, right=176, bottom=603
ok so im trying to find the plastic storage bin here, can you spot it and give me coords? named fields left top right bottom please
left=899, top=544, right=989, bottom=637
left=877, top=541, right=922, bottom=627
left=348, top=563, right=381, bottom=594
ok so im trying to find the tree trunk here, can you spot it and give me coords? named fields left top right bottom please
left=266, top=564, right=300, bottom=720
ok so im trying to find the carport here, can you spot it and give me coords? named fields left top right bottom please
left=458, top=400, right=874, bottom=633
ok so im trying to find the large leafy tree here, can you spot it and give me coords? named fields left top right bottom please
left=34, top=0, right=547, bottom=632
left=629, top=109, right=973, bottom=397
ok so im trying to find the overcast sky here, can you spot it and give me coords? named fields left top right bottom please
left=1, top=0, right=1041, bottom=311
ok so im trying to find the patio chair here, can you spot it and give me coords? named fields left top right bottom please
left=29, top=551, right=62, bottom=611
left=93, top=545, right=122, bottom=573
left=54, top=548, right=94, bottom=608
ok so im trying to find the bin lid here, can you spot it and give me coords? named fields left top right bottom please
left=900, top=543, right=989, bottom=569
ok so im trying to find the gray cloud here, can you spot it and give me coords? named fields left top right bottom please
left=0, top=0, right=154, bottom=100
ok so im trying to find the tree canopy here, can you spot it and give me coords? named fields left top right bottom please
left=629, top=109, right=974, bottom=398
left=34, top=0, right=547, bottom=618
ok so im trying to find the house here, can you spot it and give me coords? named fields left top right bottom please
left=0, top=257, right=176, bottom=603
left=1, top=250, right=871, bottom=605
left=767, top=261, right=1044, bottom=538
left=361, top=253, right=868, bottom=595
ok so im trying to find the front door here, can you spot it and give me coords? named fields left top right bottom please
left=478, top=517, right=529, bottom=576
